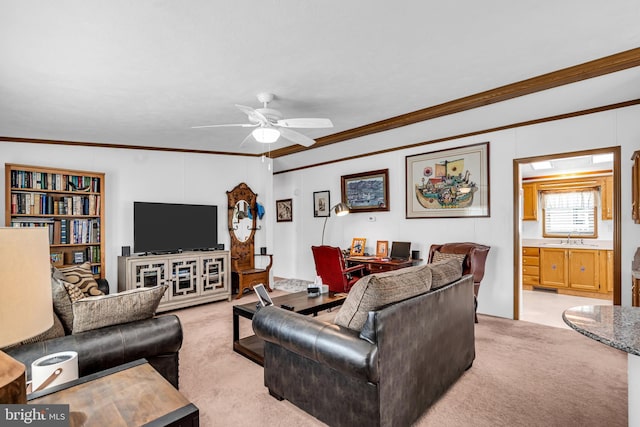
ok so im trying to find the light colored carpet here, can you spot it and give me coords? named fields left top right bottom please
left=172, top=291, right=627, bottom=426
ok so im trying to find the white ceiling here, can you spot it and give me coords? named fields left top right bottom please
left=1, top=1, right=639, bottom=160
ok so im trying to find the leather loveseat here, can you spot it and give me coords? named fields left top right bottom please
left=253, top=260, right=475, bottom=427
left=5, top=280, right=183, bottom=389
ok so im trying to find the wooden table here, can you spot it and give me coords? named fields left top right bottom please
left=233, top=291, right=347, bottom=365
left=346, top=256, right=416, bottom=273
left=29, top=359, right=199, bottom=427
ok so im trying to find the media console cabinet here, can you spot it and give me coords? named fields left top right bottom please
left=118, top=250, right=231, bottom=312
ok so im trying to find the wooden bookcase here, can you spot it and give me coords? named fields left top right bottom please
left=4, top=163, right=106, bottom=278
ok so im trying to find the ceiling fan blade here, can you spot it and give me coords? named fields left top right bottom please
left=236, top=104, right=269, bottom=125
left=239, top=132, right=255, bottom=147
left=276, top=118, right=333, bottom=128
left=191, top=123, right=257, bottom=129
left=279, top=128, right=316, bottom=147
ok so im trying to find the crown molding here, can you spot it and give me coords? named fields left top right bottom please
left=267, top=47, right=640, bottom=159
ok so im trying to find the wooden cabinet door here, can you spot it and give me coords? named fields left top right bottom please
left=540, top=248, right=568, bottom=288
left=522, top=183, right=538, bottom=221
left=602, top=176, right=613, bottom=220
left=568, top=249, right=599, bottom=292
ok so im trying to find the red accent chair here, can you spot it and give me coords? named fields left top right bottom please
left=428, top=242, right=490, bottom=323
left=311, top=245, right=365, bottom=293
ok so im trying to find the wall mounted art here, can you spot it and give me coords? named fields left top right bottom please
left=406, top=142, right=490, bottom=218
left=313, top=190, right=330, bottom=217
left=276, top=199, right=293, bottom=222
left=341, top=169, right=389, bottom=213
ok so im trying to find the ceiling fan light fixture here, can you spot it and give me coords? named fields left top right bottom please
left=252, top=127, right=280, bottom=143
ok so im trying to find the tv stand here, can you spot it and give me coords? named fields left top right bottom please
left=118, top=250, right=231, bottom=312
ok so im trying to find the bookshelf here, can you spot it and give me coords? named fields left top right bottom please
left=4, top=163, right=106, bottom=278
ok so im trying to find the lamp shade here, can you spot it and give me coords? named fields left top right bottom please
left=0, top=228, right=53, bottom=347
left=252, top=127, right=280, bottom=143
left=333, top=202, right=350, bottom=216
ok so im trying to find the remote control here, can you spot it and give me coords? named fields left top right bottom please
left=280, top=304, right=294, bottom=311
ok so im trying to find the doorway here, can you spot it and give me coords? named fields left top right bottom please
left=513, top=147, right=621, bottom=327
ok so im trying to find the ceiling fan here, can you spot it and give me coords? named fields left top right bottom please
left=192, top=92, right=333, bottom=147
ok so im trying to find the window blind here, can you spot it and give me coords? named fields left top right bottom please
left=543, top=190, right=596, bottom=236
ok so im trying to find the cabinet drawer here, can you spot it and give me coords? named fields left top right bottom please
left=522, top=265, right=539, bottom=276
left=523, top=275, right=540, bottom=286
left=522, top=256, right=539, bottom=266
left=367, top=263, right=395, bottom=273
left=523, top=247, right=539, bottom=256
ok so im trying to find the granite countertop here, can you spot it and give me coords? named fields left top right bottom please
left=522, top=238, right=613, bottom=250
left=563, top=305, right=640, bottom=356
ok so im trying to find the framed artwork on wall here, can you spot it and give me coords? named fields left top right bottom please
left=341, top=169, right=389, bottom=213
left=350, top=237, right=366, bottom=256
left=313, top=190, right=330, bottom=217
left=276, top=199, right=293, bottom=222
left=406, top=142, right=490, bottom=218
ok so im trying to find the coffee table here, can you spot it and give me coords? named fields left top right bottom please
left=28, top=359, right=199, bottom=426
left=233, top=291, right=347, bottom=365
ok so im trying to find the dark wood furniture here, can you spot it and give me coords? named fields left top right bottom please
left=227, top=183, right=273, bottom=299
left=346, top=256, right=416, bottom=274
left=233, top=291, right=347, bottom=366
left=28, top=359, right=199, bottom=426
left=312, top=245, right=365, bottom=293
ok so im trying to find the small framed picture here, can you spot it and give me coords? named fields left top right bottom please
left=376, top=240, right=389, bottom=258
left=276, top=199, right=293, bottom=222
left=350, top=237, right=366, bottom=256
left=73, top=251, right=85, bottom=264
left=50, top=252, right=64, bottom=267
left=313, top=190, right=330, bottom=217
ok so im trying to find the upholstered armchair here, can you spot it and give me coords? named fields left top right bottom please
left=428, top=242, right=490, bottom=322
left=311, top=245, right=365, bottom=293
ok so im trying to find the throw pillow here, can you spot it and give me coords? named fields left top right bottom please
left=429, top=258, right=463, bottom=289
left=57, top=262, right=103, bottom=297
left=432, top=250, right=466, bottom=267
left=334, top=264, right=432, bottom=331
left=51, top=276, right=77, bottom=334
left=71, top=285, right=168, bottom=334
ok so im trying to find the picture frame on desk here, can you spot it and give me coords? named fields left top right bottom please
left=350, top=237, right=366, bottom=256
left=376, top=240, right=388, bottom=258
left=313, top=190, right=330, bottom=217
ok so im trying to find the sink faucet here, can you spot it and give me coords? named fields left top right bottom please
left=566, top=233, right=571, bottom=244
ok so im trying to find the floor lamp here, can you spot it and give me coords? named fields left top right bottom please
left=321, top=202, right=350, bottom=245
left=0, top=228, right=54, bottom=404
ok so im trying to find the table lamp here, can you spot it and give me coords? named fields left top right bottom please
left=321, top=202, right=350, bottom=245
left=0, top=228, right=53, bottom=404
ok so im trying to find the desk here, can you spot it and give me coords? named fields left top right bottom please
left=29, top=359, right=199, bottom=426
left=563, top=305, right=640, bottom=426
left=346, top=257, right=416, bottom=274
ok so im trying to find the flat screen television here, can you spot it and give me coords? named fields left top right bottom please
left=134, top=202, right=218, bottom=254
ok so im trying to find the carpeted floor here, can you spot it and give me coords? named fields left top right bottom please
left=171, top=289, right=627, bottom=427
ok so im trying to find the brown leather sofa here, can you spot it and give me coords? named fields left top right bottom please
left=253, top=273, right=475, bottom=427
left=428, top=242, right=490, bottom=322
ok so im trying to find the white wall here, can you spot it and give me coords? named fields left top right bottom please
left=272, top=104, right=640, bottom=319
left=1, top=142, right=273, bottom=292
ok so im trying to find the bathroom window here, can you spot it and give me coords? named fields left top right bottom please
left=542, top=190, right=597, bottom=237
